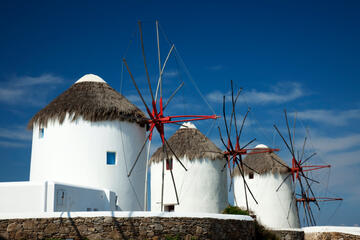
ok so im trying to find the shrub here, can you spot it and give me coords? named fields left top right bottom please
left=222, top=205, right=249, bottom=215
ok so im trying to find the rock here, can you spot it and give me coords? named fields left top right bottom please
left=22, top=220, right=34, bottom=230
left=196, top=226, right=203, bottom=235
left=109, top=229, right=122, bottom=239
left=185, top=234, right=193, bottom=240
left=104, top=217, right=113, bottom=224
left=7, top=223, right=20, bottom=232
left=154, top=224, right=163, bottom=231
left=0, top=232, right=9, bottom=239
left=14, top=230, right=26, bottom=239
left=147, top=231, right=155, bottom=237
left=44, top=223, right=58, bottom=235
left=88, top=233, right=103, bottom=240
left=77, top=224, right=88, bottom=233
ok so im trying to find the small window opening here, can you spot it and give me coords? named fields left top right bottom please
left=164, top=204, right=175, bottom=212
left=39, top=128, right=44, bottom=139
left=107, top=152, right=116, bottom=165
left=249, top=172, right=254, bottom=179
left=166, top=158, right=173, bottom=170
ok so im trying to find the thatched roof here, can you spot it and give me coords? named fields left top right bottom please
left=233, top=146, right=290, bottom=176
left=28, top=75, right=147, bottom=129
left=150, top=125, right=224, bottom=164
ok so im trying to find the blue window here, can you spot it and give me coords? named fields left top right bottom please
left=39, top=128, right=44, bottom=139
left=107, top=152, right=116, bottom=165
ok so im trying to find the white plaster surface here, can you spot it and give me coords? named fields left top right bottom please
left=180, top=122, right=196, bottom=129
left=30, top=116, right=147, bottom=211
left=0, top=181, right=47, bottom=213
left=302, top=226, right=360, bottom=236
left=0, top=181, right=116, bottom=213
left=234, top=172, right=300, bottom=229
left=75, top=74, right=106, bottom=83
left=0, top=211, right=253, bottom=221
left=151, top=157, right=228, bottom=213
left=254, top=144, right=269, bottom=149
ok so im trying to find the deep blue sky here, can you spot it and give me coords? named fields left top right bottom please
left=0, top=0, right=359, bottom=227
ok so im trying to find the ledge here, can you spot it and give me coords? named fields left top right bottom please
left=0, top=211, right=253, bottom=221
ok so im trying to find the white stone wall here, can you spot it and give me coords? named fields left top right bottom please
left=29, top=116, right=147, bottom=211
left=233, top=172, right=300, bottom=229
left=151, top=157, right=228, bottom=213
left=0, top=181, right=116, bottom=213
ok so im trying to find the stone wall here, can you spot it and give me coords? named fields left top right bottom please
left=272, top=229, right=304, bottom=240
left=0, top=216, right=254, bottom=240
left=304, top=232, right=360, bottom=240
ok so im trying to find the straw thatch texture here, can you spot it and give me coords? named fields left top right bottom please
left=150, top=128, right=224, bottom=164
left=28, top=82, right=147, bottom=129
left=233, top=148, right=290, bottom=176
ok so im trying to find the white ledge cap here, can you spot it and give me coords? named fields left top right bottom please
left=75, top=74, right=106, bottom=84
left=180, top=122, right=197, bottom=129
left=255, top=144, right=269, bottom=149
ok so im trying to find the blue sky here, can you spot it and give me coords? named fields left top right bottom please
left=0, top=0, right=359, bottom=226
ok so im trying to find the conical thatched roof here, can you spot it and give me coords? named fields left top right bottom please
left=28, top=74, right=147, bottom=129
left=233, top=144, right=290, bottom=176
left=150, top=123, right=224, bottom=164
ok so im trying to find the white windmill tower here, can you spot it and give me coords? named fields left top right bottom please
left=233, top=144, right=300, bottom=229
left=150, top=122, right=228, bottom=213
left=28, top=74, right=148, bottom=211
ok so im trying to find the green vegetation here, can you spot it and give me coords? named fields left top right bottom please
left=222, top=205, right=249, bottom=215
left=164, top=234, right=181, bottom=240
left=254, top=221, right=279, bottom=240
left=222, top=205, right=279, bottom=240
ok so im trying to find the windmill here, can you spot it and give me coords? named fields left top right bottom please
left=123, top=20, right=219, bottom=211
left=217, top=81, right=279, bottom=212
left=273, top=110, right=343, bottom=226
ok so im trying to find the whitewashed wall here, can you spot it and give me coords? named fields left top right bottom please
left=234, top=173, right=300, bottom=229
left=151, top=157, right=228, bottom=213
left=30, top=116, right=147, bottom=211
left=0, top=181, right=116, bottom=213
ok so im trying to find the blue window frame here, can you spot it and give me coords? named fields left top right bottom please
left=39, top=128, right=44, bottom=139
left=107, top=152, right=116, bottom=165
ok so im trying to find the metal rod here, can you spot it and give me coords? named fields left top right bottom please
left=156, top=20, right=162, bottom=98
left=164, top=138, right=188, bottom=171
left=143, top=137, right=152, bottom=211
left=223, top=96, right=234, bottom=150
left=276, top=173, right=291, bottom=192
left=160, top=145, right=165, bottom=211
left=218, top=126, right=232, bottom=153
left=273, top=124, right=294, bottom=158
left=235, top=157, right=258, bottom=204
left=241, top=138, right=257, bottom=150
left=293, top=112, right=297, bottom=155
left=163, top=141, right=180, bottom=205
left=170, top=168, right=179, bottom=204
left=128, top=134, right=150, bottom=177
left=238, top=108, right=250, bottom=142
left=300, top=137, right=307, bottom=163
left=302, top=152, right=317, bottom=165
left=163, top=81, right=184, bottom=110
left=123, top=58, right=152, bottom=116
left=231, top=80, right=239, bottom=139
left=229, top=87, right=243, bottom=135
left=138, top=21, right=155, bottom=104
left=155, top=44, right=175, bottom=102
left=284, top=110, right=295, bottom=158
